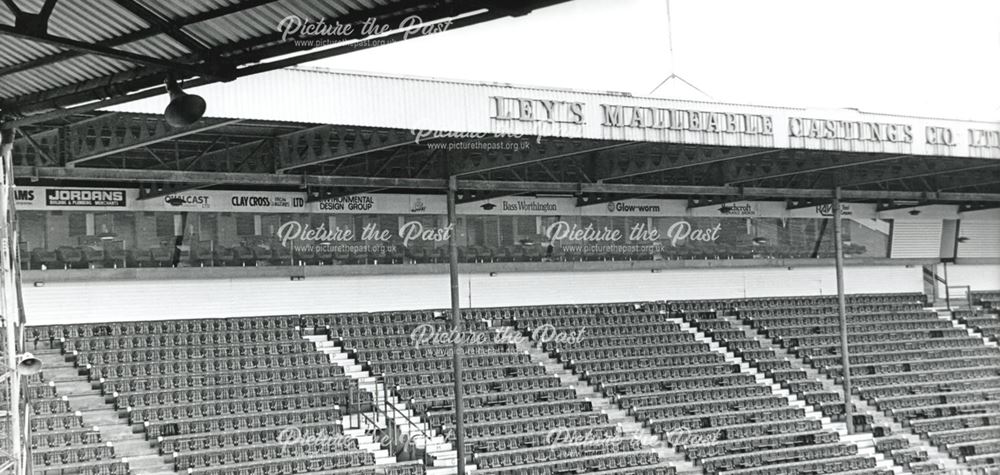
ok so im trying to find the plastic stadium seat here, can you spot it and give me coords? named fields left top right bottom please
left=270, top=244, right=291, bottom=265
left=55, top=246, right=85, bottom=269
left=190, top=244, right=215, bottom=266
left=232, top=245, right=255, bottom=266
left=208, top=246, right=235, bottom=266
left=314, top=246, right=334, bottom=265
left=250, top=245, right=272, bottom=263
left=79, top=246, right=105, bottom=268
left=103, top=246, right=126, bottom=268
left=29, top=247, right=58, bottom=269
left=19, top=242, right=31, bottom=269
left=149, top=246, right=175, bottom=267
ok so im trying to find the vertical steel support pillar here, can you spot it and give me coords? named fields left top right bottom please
left=447, top=176, right=466, bottom=474
left=1, top=126, right=24, bottom=473
left=943, top=262, right=951, bottom=310
left=833, top=187, right=854, bottom=434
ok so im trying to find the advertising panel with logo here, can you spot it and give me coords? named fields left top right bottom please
left=457, top=197, right=574, bottom=215
left=161, top=193, right=212, bottom=209
left=46, top=188, right=127, bottom=207
left=149, top=190, right=306, bottom=213
left=310, top=193, right=445, bottom=214
left=14, top=187, right=135, bottom=210
left=13, top=187, right=41, bottom=208
left=228, top=193, right=305, bottom=212
left=787, top=202, right=877, bottom=219
left=579, top=199, right=687, bottom=217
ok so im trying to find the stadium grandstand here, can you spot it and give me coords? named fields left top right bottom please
left=0, top=1, right=1000, bottom=475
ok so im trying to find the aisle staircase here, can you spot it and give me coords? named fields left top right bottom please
left=495, top=325, right=702, bottom=475
left=305, top=334, right=464, bottom=475
left=32, top=346, right=176, bottom=475
left=719, top=315, right=964, bottom=474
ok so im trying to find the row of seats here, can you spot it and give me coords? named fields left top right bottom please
left=26, top=240, right=870, bottom=270
left=668, top=301, right=946, bottom=473
left=957, top=308, right=1000, bottom=344
left=20, top=372, right=129, bottom=474
left=678, top=310, right=850, bottom=422
left=60, top=328, right=304, bottom=352
left=37, top=323, right=419, bottom=475
left=509, top=304, right=879, bottom=474
left=972, top=291, right=1000, bottom=310
left=733, top=293, right=997, bottom=472
left=26, top=291, right=970, bottom=475
left=30, top=316, right=297, bottom=340
left=313, top=311, right=675, bottom=474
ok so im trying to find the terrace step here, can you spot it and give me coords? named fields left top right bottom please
left=308, top=333, right=471, bottom=473
left=678, top=319, right=840, bottom=430
left=497, top=325, right=702, bottom=475
left=725, top=313, right=966, bottom=474
left=934, top=307, right=1000, bottom=349
left=33, top=351, right=178, bottom=474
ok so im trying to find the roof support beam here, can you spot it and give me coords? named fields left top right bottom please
left=479, top=0, right=541, bottom=16
left=940, top=179, right=1000, bottom=192
left=452, top=141, right=631, bottom=177
left=575, top=193, right=649, bottom=208
left=726, top=154, right=908, bottom=186
left=455, top=191, right=518, bottom=205
left=933, top=168, right=1000, bottom=192
left=182, top=136, right=223, bottom=172
left=138, top=182, right=212, bottom=201
left=0, top=24, right=222, bottom=79
left=875, top=201, right=925, bottom=212
left=16, top=166, right=1000, bottom=203
left=600, top=147, right=779, bottom=182
left=786, top=198, right=831, bottom=210
left=959, top=203, right=1000, bottom=213
left=842, top=162, right=1000, bottom=188
left=15, top=166, right=448, bottom=189
left=275, top=128, right=419, bottom=173
left=306, top=187, right=387, bottom=203
left=0, top=0, right=280, bottom=77
left=110, top=0, right=208, bottom=53
left=19, top=130, right=57, bottom=166
left=687, top=195, right=743, bottom=209
left=65, top=118, right=241, bottom=166
left=1, top=0, right=23, bottom=16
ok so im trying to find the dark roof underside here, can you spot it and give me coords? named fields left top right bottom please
left=11, top=112, right=1000, bottom=210
left=0, top=0, right=570, bottom=122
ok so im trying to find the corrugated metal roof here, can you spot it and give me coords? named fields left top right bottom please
left=117, top=35, right=189, bottom=60
left=0, top=53, right=133, bottom=99
left=0, top=0, right=574, bottom=118
left=141, top=0, right=243, bottom=21
left=105, top=67, right=1000, bottom=160
left=47, top=0, right=147, bottom=43
left=0, top=35, right=61, bottom=68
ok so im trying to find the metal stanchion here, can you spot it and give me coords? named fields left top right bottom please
left=943, top=262, right=951, bottom=311
left=447, top=176, right=466, bottom=474
left=832, top=188, right=854, bottom=434
left=1, top=125, right=25, bottom=473
left=383, top=376, right=392, bottom=455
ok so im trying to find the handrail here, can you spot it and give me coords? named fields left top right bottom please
left=946, top=285, right=975, bottom=316
left=372, top=375, right=437, bottom=455
left=346, top=374, right=440, bottom=461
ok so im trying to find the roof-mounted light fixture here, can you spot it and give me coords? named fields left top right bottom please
left=164, top=77, right=206, bottom=128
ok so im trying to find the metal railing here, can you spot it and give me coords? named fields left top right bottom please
left=947, top=285, right=975, bottom=317
left=373, top=376, right=438, bottom=459
left=344, top=376, right=442, bottom=466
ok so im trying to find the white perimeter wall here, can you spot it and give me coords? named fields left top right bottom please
left=22, top=266, right=924, bottom=326
left=944, top=265, right=1000, bottom=293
